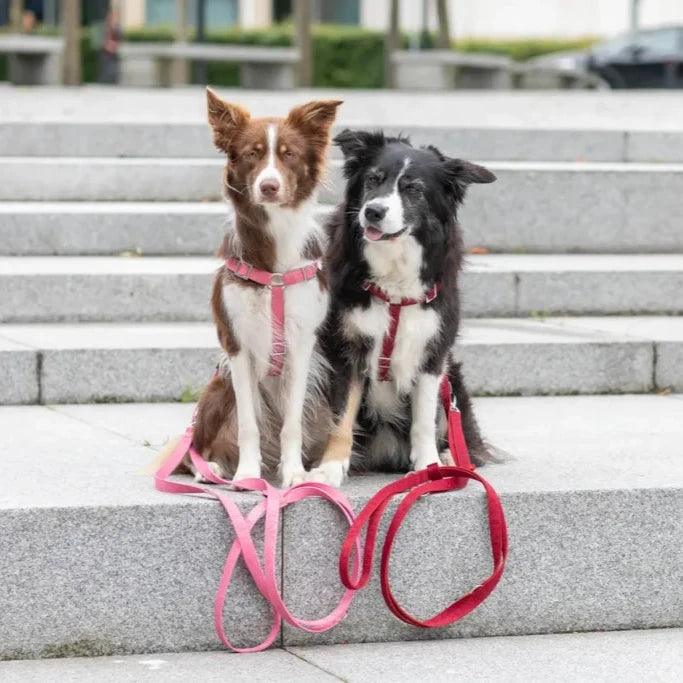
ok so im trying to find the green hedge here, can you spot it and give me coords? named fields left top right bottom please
left=453, top=37, right=597, bottom=62
left=124, top=24, right=386, bottom=88
left=122, top=25, right=595, bottom=88
left=0, top=25, right=596, bottom=87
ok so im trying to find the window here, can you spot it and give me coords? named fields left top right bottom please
left=146, top=0, right=237, bottom=28
left=273, top=0, right=360, bottom=25
left=632, top=29, right=679, bottom=58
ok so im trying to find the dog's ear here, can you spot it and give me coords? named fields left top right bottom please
left=206, top=87, right=250, bottom=153
left=333, top=129, right=385, bottom=176
left=286, top=100, right=343, bottom=150
left=442, top=157, right=496, bottom=199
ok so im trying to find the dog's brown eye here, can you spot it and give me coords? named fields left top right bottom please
left=366, top=174, right=381, bottom=188
left=404, top=183, right=422, bottom=196
left=244, top=150, right=259, bottom=161
left=283, top=149, right=297, bottom=160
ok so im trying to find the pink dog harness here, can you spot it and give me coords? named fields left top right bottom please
left=225, top=257, right=322, bottom=377
left=154, top=416, right=360, bottom=653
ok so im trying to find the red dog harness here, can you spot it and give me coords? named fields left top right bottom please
left=346, top=279, right=509, bottom=625
left=362, top=279, right=441, bottom=381
left=225, top=257, right=322, bottom=377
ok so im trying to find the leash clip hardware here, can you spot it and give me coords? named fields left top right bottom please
left=450, top=395, right=460, bottom=412
left=269, top=272, right=285, bottom=287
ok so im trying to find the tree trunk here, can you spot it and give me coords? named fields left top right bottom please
left=294, top=0, right=312, bottom=87
left=436, top=0, right=451, bottom=49
left=195, top=0, right=207, bottom=84
left=10, top=0, right=23, bottom=31
left=630, top=0, right=641, bottom=32
left=384, top=0, right=400, bottom=88
left=61, top=0, right=81, bottom=85
left=171, top=0, right=190, bottom=86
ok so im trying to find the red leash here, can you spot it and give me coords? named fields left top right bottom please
left=339, top=462, right=507, bottom=627
left=341, top=279, right=509, bottom=626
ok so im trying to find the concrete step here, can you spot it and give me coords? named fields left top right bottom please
left=1, top=630, right=680, bottom=681
left=1, top=395, right=680, bottom=658
left=3, top=200, right=682, bottom=255
left=2, top=160, right=681, bottom=250
left=1, top=255, right=681, bottom=323
left=3, top=120, right=678, bottom=163
left=0, top=202, right=227, bottom=256
left=0, top=316, right=680, bottom=404
left=2, top=87, right=683, bottom=162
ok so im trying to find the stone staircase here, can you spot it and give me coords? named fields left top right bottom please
left=0, top=88, right=681, bottom=661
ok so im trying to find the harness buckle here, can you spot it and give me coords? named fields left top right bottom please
left=451, top=395, right=460, bottom=412
left=270, top=273, right=285, bottom=287
left=425, top=284, right=439, bottom=303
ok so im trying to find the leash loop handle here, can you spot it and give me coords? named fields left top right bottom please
left=340, top=465, right=507, bottom=627
left=380, top=467, right=508, bottom=627
left=155, top=434, right=361, bottom=652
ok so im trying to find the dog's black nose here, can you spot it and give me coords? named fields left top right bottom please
left=364, top=203, right=387, bottom=224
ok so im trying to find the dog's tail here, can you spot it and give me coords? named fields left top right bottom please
left=145, top=434, right=189, bottom=475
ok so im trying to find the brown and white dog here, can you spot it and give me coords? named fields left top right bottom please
left=184, top=90, right=342, bottom=486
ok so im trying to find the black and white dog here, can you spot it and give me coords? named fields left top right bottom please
left=305, top=130, right=497, bottom=487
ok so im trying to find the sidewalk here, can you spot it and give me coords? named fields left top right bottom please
left=1, top=629, right=680, bottom=682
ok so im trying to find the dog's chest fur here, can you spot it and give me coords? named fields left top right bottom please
left=343, top=235, right=441, bottom=415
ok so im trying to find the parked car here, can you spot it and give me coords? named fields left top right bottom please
left=528, top=26, right=683, bottom=88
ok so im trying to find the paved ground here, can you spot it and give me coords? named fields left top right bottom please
left=0, top=629, right=680, bottom=682
left=2, top=86, right=683, bottom=129
left=4, top=394, right=681, bottom=508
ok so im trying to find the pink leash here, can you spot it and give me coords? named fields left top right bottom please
left=154, top=417, right=360, bottom=652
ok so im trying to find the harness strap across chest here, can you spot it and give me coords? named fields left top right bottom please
left=225, top=256, right=322, bottom=377
left=362, top=280, right=441, bottom=382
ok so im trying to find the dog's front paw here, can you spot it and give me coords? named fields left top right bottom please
left=232, top=460, right=262, bottom=484
left=410, top=451, right=441, bottom=472
left=304, top=460, right=348, bottom=488
left=193, top=460, right=226, bottom=483
left=280, top=462, right=307, bottom=488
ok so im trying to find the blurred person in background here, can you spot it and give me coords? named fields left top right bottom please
left=22, top=0, right=43, bottom=32
left=97, top=4, right=121, bottom=84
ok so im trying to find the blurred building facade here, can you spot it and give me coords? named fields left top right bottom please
left=113, top=0, right=683, bottom=38
left=1, top=0, right=682, bottom=37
